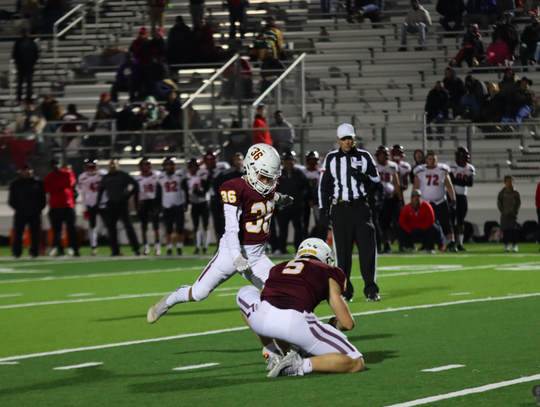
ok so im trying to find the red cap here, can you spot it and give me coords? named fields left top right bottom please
left=139, top=27, right=147, bottom=36
left=100, top=93, right=110, bottom=98
left=156, top=27, right=164, bottom=37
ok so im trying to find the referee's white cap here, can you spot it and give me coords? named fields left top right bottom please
left=337, top=123, right=356, bottom=139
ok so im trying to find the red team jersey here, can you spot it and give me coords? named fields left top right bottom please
left=219, top=177, right=275, bottom=246
left=261, top=259, right=346, bottom=313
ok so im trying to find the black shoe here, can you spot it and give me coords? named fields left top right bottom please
left=445, top=242, right=458, bottom=252
left=456, top=244, right=466, bottom=251
left=194, top=248, right=200, bottom=255
left=134, top=251, right=141, bottom=256
left=167, top=248, right=172, bottom=256
left=177, top=247, right=183, bottom=256
left=382, top=244, right=393, bottom=254
left=366, top=293, right=381, bottom=302
left=73, top=251, right=80, bottom=257
left=203, top=247, right=208, bottom=255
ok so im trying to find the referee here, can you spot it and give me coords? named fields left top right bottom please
left=318, top=123, right=381, bottom=302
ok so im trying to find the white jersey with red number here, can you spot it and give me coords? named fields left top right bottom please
left=204, top=162, right=231, bottom=197
left=394, top=160, right=411, bottom=188
left=185, top=169, right=208, bottom=204
left=302, top=167, right=322, bottom=192
left=157, top=170, right=185, bottom=208
left=414, top=163, right=450, bottom=204
left=446, top=161, right=475, bottom=196
left=135, top=171, right=161, bottom=201
left=377, top=160, right=398, bottom=198
left=78, top=170, right=108, bottom=208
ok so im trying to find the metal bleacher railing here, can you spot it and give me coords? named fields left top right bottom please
left=53, top=4, right=86, bottom=66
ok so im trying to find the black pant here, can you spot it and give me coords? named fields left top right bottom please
left=229, top=5, right=247, bottom=36
left=428, top=201, right=453, bottom=237
left=163, top=206, right=185, bottom=235
left=87, top=205, right=107, bottom=229
left=398, top=225, right=439, bottom=251
left=12, top=213, right=41, bottom=257
left=191, top=202, right=209, bottom=232
left=17, top=69, right=34, bottom=102
left=210, top=199, right=225, bottom=240
left=450, top=194, right=468, bottom=226
left=277, top=206, right=303, bottom=252
left=106, top=201, right=140, bottom=255
left=49, top=208, right=79, bottom=254
left=330, top=200, right=378, bottom=299
left=138, top=199, right=160, bottom=233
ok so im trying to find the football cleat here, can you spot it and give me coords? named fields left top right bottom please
left=194, top=248, right=200, bottom=255
left=167, top=248, right=172, bottom=256
left=512, top=245, right=518, bottom=252
left=445, top=242, right=458, bottom=252
left=456, top=244, right=466, bottom=251
left=147, top=295, right=170, bottom=324
left=143, top=246, right=150, bottom=255
left=91, top=247, right=98, bottom=256
left=48, top=247, right=57, bottom=256
left=504, top=244, right=510, bottom=252
left=264, top=354, right=283, bottom=371
left=366, top=293, right=381, bottom=302
left=177, top=247, right=183, bottom=256
left=267, top=350, right=304, bottom=378
left=203, top=247, right=208, bottom=255
left=154, top=247, right=161, bottom=256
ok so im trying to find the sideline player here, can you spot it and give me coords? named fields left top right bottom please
left=390, top=144, right=411, bottom=193
left=78, top=159, right=107, bottom=255
left=375, top=145, right=403, bottom=254
left=134, top=158, right=161, bottom=255
left=301, top=151, right=324, bottom=239
left=203, top=150, right=231, bottom=243
left=183, top=158, right=210, bottom=254
left=447, top=147, right=475, bottom=251
left=237, top=238, right=364, bottom=377
left=413, top=151, right=457, bottom=251
left=147, top=144, right=293, bottom=323
left=157, top=158, right=186, bottom=256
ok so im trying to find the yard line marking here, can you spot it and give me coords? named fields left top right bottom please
left=421, top=364, right=465, bottom=372
left=68, top=293, right=93, bottom=297
left=0, top=269, right=50, bottom=274
left=450, top=292, right=471, bottom=296
left=1, top=293, right=539, bottom=362
left=0, top=293, right=21, bottom=298
left=382, top=373, right=540, bottom=407
left=172, top=363, right=220, bottom=371
left=53, top=362, right=103, bottom=370
left=218, top=293, right=238, bottom=297
left=0, top=361, right=19, bottom=365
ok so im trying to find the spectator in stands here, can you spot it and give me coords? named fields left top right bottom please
left=520, top=13, right=540, bottom=66
left=502, top=77, right=535, bottom=123
left=478, top=83, right=505, bottom=127
left=461, top=75, right=488, bottom=117
left=44, top=159, right=80, bottom=257
left=497, top=0, right=515, bottom=23
left=12, top=29, right=38, bottom=104
left=250, top=17, right=285, bottom=61
left=399, top=0, right=432, bottom=52
left=346, top=1, right=385, bottom=24
left=221, top=48, right=253, bottom=101
left=111, top=53, right=142, bottom=103
left=464, top=0, right=497, bottom=29
left=143, top=28, right=166, bottom=63
left=492, top=19, right=518, bottom=54
left=60, top=104, right=88, bottom=133
left=144, top=56, right=169, bottom=98
left=190, top=18, right=217, bottom=63
left=116, top=102, right=134, bottom=132
left=9, top=163, right=46, bottom=259
left=189, top=0, right=205, bottom=26
left=269, top=110, right=295, bottom=155
left=260, top=48, right=286, bottom=94
left=38, top=94, right=62, bottom=133
left=497, top=175, right=520, bottom=252
left=484, top=35, right=511, bottom=67
left=148, top=0, right=168, bottom=34
left=130, top=106, right=149, bottom=132
left=425, top=81, right=450, bottom=134
left=93, top=94, right=116, bottom=131
left=224, top=0, right=248, bottom=38
left=443, top=68, right=465, bottom=119
left=498, top=68, right=520, bottom=101
left=130, top=28, right=150, bottom=65
left=163, top=91, right=182, bottom=130
left=252, top=103, right=273, bottom=145
left=436, top=0, right=465, bottom=31
left=410, top=149, right=425, bottom=184
left=450, top=23, right=485, bottom=67
left=41, top=0, right=67, bottom=35
left=398, top=189, right=438, bottom=253
left=15, top=102, right=46, bottom=134
left=167, top=16, right=191, bottom=65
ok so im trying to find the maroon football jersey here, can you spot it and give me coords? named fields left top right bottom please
left=219, top=177, right=275, bottom=246
left=261, top=259, right=346, bottom=313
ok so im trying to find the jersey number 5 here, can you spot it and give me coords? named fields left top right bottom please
left=282, top=260, right=305, bottom=275
left=246, top=201, right=274, bottom=234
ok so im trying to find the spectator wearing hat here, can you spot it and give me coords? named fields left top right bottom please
left=398, top=189, right=439, bottom=253
left=147, top=0, right=169, bottom=34
left=502, top=77, right=534, bottom=123
left=12, top=29, right=39, bottom=104
left=520, top=13, right=540, bottom=66
left=130, top=28, right=150, bottom=65
left=399, top=0, right=432, bottom=52
left=252, top=103, right=273, bottom=145
left=9, top=163, right=46, bottom=258
left=269, top=110, right=295, bottom=155
left=111, top=53, right=142, bottom=103
left=167, top=16, right=191, bottom=65
left=144, top=28, right=166, bottom=62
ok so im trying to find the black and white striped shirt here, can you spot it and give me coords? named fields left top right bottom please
left=318, top=147, right=380, bottom=210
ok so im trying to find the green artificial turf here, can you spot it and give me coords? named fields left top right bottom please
left=0, top=243, right=539, bottom=407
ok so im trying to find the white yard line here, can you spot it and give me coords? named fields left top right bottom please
left=0, top=361, right=19, bottom=365
left=53, top=362, right=103, bottom=370
left=68, top=293, right=94, bottom=297
left=382, top=373, right=540, bottom=407
left=218, top=293, right=238, bottom=297
left=0, top=293, right=21, bottom=298
left=172, top=363, right=220, bottom=371
left=421, top=364, right=465, bottom=372
left=450, top=292, right=471, bottom=296
left=1, top=293, right=539, bottom=362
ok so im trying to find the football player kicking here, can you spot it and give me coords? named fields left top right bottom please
left=237, top=238, right=364, bottom=377
left=147, top=144, right=294, bottom=323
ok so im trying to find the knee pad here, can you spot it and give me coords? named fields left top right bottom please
left=236, top=285, right=260, bottom=308
left=190, top=283, right=212, bottom=302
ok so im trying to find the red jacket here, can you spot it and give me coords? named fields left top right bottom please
left=252, top=115, right=273, bottom=146
left=399, top=201, right=435, bottom=233
left=536, top=182, right=540, bottom=209
left=44, top=169, right=76, bottom=208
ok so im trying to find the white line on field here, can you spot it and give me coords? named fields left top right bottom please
left=0, top=361, right=19, bottom=365
left=421, top=364, right=465, bottom=372
left=382, top=373, right=540, bottom=407
left=1, top=292, right=539, bottom=362
left=53, top=362, right=103, bottom=370
left=0, top=269, right=50, bottom=274
left=68, top=293, right=94, bottom=297
left=0, top=293, right=21, bottom=298
left=218, top=293, right=238, bottom=297
left=450, top=292, right=471, bottom=296
left=172, top=363, right=220, bottom=371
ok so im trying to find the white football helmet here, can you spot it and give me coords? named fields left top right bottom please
left=244, top=143, right=281, bottom=195
left=295, top=238, right=334, bottom=265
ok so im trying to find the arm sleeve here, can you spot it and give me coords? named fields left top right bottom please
left=424, top=9, right=432, bottom=26
left=223, top=203, right=243, bottom=259
left=365, top=152, right=381, bottom=184
left=497, top=191, right=503, bottom=212
left=318, top=155, right=333, bottom=210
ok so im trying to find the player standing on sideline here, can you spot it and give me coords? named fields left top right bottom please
left=134, top=158, right=161, bottom=255
left=447, top=147, right=475, bottom=251
left=375, top=145, right=403, bottom=254
left=413, top=151, right=457, bottom=252
left=203, top=151, right=231, bottom=244
left=78, top=159, right=108, bottom=256
left=182, top=158, right=210, bottom=254
left=157, top=158, right=186, bottom=256
left=147, top=144, right=294, bottom=323
left=391, top=144, right=411, bottom=193
left=237, top=238, right=364, bottom=377
left=301, top=151, right=324, bottom=239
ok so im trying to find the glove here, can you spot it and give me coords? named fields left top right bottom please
left=233, top=254, right=252, bottom=272
left=274, top=192, right=294, bottom=207
left=449, top=200, right=457, bottom=211
left=351, top=168, right=369, bottom=182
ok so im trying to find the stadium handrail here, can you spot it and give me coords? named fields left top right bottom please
left=54, top=4, right=86, bottom=66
